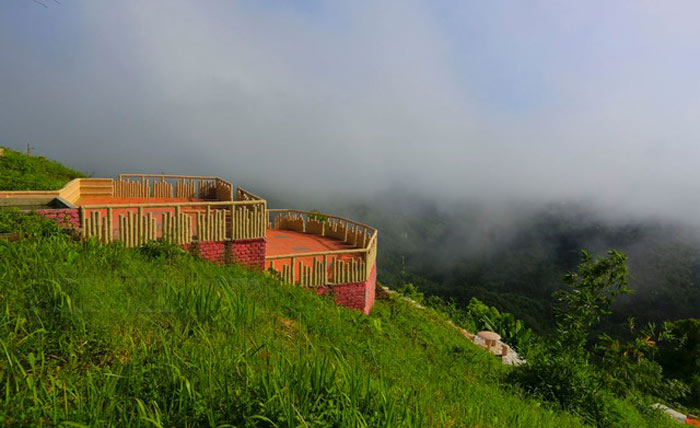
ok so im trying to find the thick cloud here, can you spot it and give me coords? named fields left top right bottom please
left=3, top=1, right=700, bottom=223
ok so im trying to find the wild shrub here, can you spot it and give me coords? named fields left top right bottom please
left=0, top=209, right=63, bottom=238
left=138, top=240, right=188, bottom=261
left=509, top=250, right=683, bottom=427
left=465, top=297, right=534, bottom=353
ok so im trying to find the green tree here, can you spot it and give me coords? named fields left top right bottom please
left=508, top=250, right=684, bottom=427
left=554, top=250, right=629, bottom=355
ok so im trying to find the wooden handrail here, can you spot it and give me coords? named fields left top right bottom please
left=236, top=187, right=264, bottom=201
left=118, top=174, right=223, bottom=180
left=265, top=208, right=378, bottom=270
left=268, top=208, right=377, bottom=232
left=81, top=200, right=264, bottom=209
left=266, top=247, right=369, bottom=260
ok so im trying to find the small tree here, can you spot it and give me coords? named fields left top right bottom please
left=510, top=250, right=631, bottom=427
left=554, top=249, right=629, bottom=356
left=511, top=249, right=688, bottom=427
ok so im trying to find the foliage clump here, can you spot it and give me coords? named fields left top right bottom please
left=509, top=250, right=687, bottom=427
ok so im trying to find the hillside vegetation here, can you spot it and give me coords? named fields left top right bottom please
left=0, top=211, right=599, bottom=427
left=0, top=150, right=681, bottom=427
left=0, top=146, right=84, bottom=190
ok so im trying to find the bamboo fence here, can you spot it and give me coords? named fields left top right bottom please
left=80, top=200, right=266, bottom=246
left=266, top=209, right=378, bottom=288
left=236, top=187, right=264, bottom=201
left=114, top=174, right=232, bottom=200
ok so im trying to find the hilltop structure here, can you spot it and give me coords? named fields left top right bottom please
left=0, top=174, right=377, bottom=313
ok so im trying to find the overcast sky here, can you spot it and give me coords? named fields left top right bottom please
left=2, top=1, right=700, bottom=220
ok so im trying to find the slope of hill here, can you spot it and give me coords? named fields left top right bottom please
left=0, top=147, right=84, bottom=190
left=0, top=150, right=679, bottom=427
left=1, top=211, right=679, bottom=427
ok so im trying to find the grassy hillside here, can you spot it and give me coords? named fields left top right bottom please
left=0, top=151, right=679, bottom=426
left=0, top=211, right=679, bottom=427
left=0, top=147, right=84, bottom=190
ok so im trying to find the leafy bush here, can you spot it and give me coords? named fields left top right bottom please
left=137, top=240, right=188, bottom=261
left=657, top=318, right=700, bottom=411
left=0, top=209, right=63, bottom=238
left=508, top=349, right=620, bottom=427
left=466, top=297, right=534, bottom=353
left=308, top=209, right=328, bottom=223
left=398, top=282, right=424, bottom=303
left=509, top=250, right=684, bottom=427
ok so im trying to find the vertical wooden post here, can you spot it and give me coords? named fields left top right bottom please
left=107, top=207, right=113, bottom=243
left=206, top=205, right=211, bottom=241
left=230, top=204, right=235, bottom=240
left=323, top=254, right=328, bottom=285
left=290, top=256, right=296, bottom=284
left=80, top=207, right=86, bottom=238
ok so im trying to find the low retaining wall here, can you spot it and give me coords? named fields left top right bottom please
left=182, top=238, right=267, bottom=269
left=182, top=241, right=227, bottom=264
left=36, top=208, right=81, bottom=229
left=316, top=264, right=377, bottom=315
left=231, top=238, right=266, bottom=270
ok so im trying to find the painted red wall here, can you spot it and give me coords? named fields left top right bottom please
left=182, top=241, right=227, bottom=264
left=231, top=238, right=266, bottom=270
left=317, top=264, right=377, bottom=315
left=36, top=208, right=81, bottom=229
left=182, top=238, right=267, bottom=269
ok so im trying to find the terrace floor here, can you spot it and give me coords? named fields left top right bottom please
left=265, top=229, right=362, bottom=268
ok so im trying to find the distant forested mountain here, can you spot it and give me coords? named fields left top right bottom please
left=323, top=190, right=700, bottom=334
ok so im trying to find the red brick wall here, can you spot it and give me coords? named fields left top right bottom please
left=231, top=238, right=266, bottom=270
left=36, top=208, right=81, bottom=229
left=316, top=264, right=377, bottom=315
left=182, top=238, right=266, bottom=269
left=183, top=241, right=227, bottom=264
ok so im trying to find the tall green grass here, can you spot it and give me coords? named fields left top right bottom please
left=0, top=147, right=84, bottom=190
left=0, top=213, right=675, bottom=427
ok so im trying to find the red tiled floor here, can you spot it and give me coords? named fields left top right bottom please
left=265, top=229, right=362, bottom=270
left=266, top=229, right=355, bottom=255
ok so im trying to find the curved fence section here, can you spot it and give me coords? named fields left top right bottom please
left=266, top=209, right=377, bottom=287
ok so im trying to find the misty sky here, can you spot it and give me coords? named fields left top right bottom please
left=2, top=1, right=700, bottom=220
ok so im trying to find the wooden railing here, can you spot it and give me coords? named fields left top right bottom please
left=236, top=187, right=264, bottom=201
left=266, top=209, right=377, bottom=287
left=80, top=200, right=266, bottom=247
left=115, top=174, right=233, bottom=201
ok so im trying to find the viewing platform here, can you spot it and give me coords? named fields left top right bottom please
left=0, top=174, right=378, bottom=313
